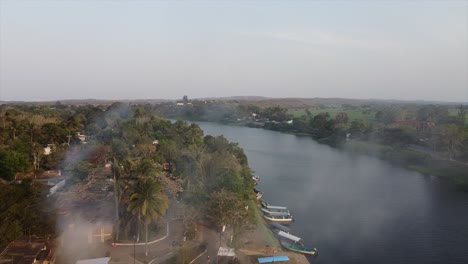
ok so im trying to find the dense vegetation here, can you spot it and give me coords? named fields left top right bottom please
left=0, top=102, right=256, bottom=250
left=0, top=179, right=55, bottom=248
left=154, top=98, right=468, bottom=189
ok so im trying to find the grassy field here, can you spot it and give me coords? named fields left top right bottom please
left=288, top=107, right=376, bottom=123
left=448, top=108, right=468, bottom=126
left=249, top=199, right=280, bottom=248
left=289, top=106, right=467, bottom=126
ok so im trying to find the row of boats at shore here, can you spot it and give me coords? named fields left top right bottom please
left=252, top=176, right=318, bottom=256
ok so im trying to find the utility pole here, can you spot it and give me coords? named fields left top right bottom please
left=67, top=132, right=72, bottom=146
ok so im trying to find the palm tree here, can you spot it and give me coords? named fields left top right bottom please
left=128, top=177, right=169, bottom=256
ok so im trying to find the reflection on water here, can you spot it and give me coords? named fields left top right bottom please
left=196, top=121, right=468, bottom=264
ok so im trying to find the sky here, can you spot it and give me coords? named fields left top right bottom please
left=0, top=0, right=467, bottom=102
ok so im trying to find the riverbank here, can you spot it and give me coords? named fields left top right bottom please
left=234, top=199, right=310, bottom=264
left=178, top=117, right=468, bottom=191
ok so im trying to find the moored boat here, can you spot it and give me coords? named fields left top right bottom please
left=252, top=175, right=260, bottom=184
left=260, top=200, right=288, bottom=210
left=260, top=207, right=290, bottom=216
left=263, top=214, right=294, bottom=223
left=269, top=222, right=291, bottom=233
left=280, top=240, right=318, bottom=256
left=276, top=230, right=303, bottom=245
left=254, top=188, right=264, bottom=200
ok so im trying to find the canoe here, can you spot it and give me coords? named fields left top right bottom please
left=276, top=231, right=302, bottom=244
left=260, top=200, right=288, bottom=210
left=269, top=222, right=291, bottom=233
left=263, top=214, right=294, bottom=223
left=260, top=207, right=291, bottom=216
left=252, top=175, right=260, bottom=184
left=256, top=192, right=264, bottom=200
left=254, top=188, right=264, bottom=200
left=280, top=240, right=318, bottom=255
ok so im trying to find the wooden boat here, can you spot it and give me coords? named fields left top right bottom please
left=254, top=188, right=264, bottom=200
left=261, top=207, right=290, bottom=216
left=269, top=222, right=291, bottom=233
left=260, top=200, right=288, bottom=210
left=276, top=231, right=303, bottom=245
left=280, top=240, right=318, bottom=256
left=252, top=175, right=260, bottom=184
left=263, top=214, right=294, bottom=223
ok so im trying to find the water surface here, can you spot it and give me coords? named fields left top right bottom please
left=196, top=121, right=468, bottom=264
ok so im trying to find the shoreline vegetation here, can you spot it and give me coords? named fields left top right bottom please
left=0, top=98, right=466, bottom=263
left=154, top=97, right=468, bottom=191
left=0, top=102, right=308, bottom=263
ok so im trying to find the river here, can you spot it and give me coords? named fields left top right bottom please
left=195, top=121, right=468, bottom=264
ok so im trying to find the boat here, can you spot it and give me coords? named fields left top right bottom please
left=252, top=175, right=260, bottom=184
left=260, top=200, right=288, bottom=210
left=254, top=188, right=264, bottom=200
left=269, top=222, right=291, bottom=233
left=276, top=231, right=303, bottom=245
left=280, top=240, right=318, bottom=256
left=260, top=207, right=291, bottom=216
left=256, top=192, right=264, bottom=200
left=263, top=214, right=294, bottom=223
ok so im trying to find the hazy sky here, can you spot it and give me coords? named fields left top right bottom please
left=0, top=0, right=467, bottom=102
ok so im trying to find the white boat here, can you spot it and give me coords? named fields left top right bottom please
left=252, top=175, right=260, bottom=184
left=276, top=231, right=303, bottom=245
left=263, top=214, right=294, bottom=223
left=260, top=207, right=290, bottom=216
left=254, top=188, right=264, bottom=200
left=260, top=200, right=288, bottom=210
left=256, top=191, right=264, bottom=200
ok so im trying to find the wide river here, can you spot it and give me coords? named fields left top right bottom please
left=195, top=121, right=468, bottom=264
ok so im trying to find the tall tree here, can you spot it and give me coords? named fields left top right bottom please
left=128, top=178, right=169, bottom=256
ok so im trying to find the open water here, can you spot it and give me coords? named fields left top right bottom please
left=196, top=121, right=468, bottom=264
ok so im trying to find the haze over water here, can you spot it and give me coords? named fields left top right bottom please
left=196, top=121, right=468, bottom=264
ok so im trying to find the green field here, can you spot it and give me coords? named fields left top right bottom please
left=288, top=107, right=376, bottom=123
left=289, top=106, right=467, bottom=126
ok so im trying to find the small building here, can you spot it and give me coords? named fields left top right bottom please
left=0, top=239, right=55, bottom=264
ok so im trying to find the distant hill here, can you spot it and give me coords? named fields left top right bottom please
left=0, top=98, right=172, bottom=106
left=196, top=97, right=468, bottom=109
left=1, top=96, right=466, bottom=107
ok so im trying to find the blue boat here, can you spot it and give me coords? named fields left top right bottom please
left=269, top=222, right=291, bottom=233
left=280, top=240, right=318, bottom=256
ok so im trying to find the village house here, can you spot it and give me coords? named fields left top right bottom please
left=0, top=239, right=55, bottom=264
